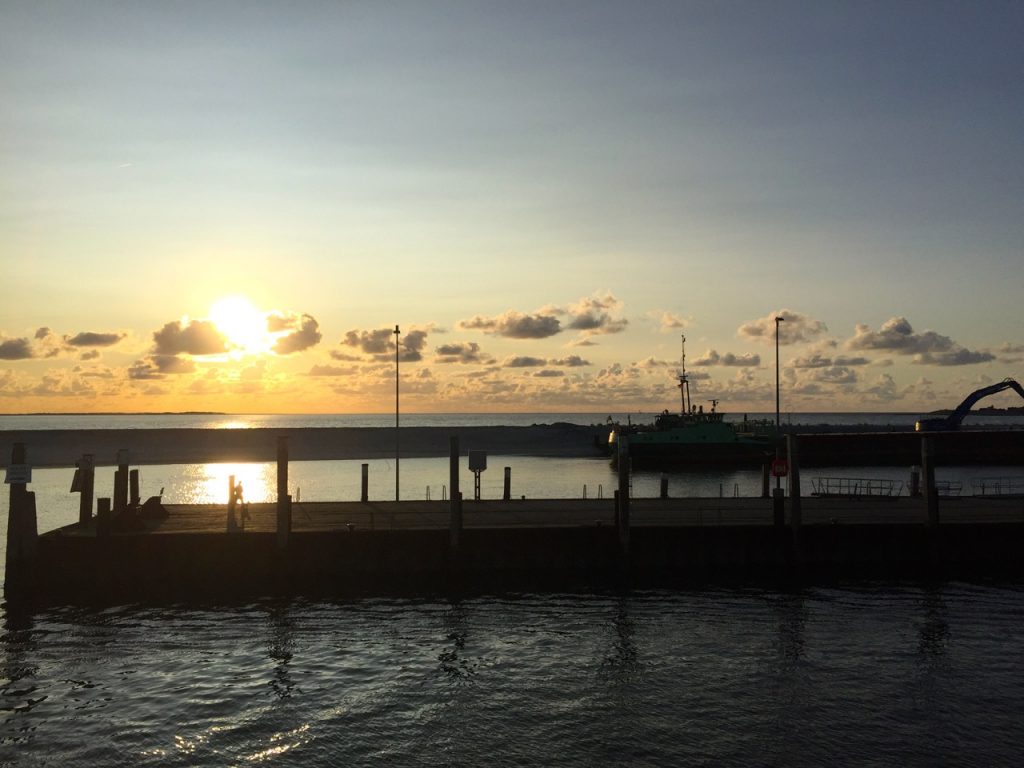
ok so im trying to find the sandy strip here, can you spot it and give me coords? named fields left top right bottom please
left=1, top=425, right=613, bottom=468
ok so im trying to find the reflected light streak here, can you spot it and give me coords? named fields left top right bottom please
left=176, top=462, right=275, bottom=504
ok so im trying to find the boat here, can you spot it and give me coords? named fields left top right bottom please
left=608, top=337, right=775, bottom=468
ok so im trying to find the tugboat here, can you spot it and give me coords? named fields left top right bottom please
left=608, top=337, right=774, bottom=469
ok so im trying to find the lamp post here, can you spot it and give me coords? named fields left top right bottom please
left=394, top=324, right=400, bottom=502
left=774, top=315, right=785, bottom=489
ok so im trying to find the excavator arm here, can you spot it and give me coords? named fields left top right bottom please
left=916, top=378, right=1024, bottom=431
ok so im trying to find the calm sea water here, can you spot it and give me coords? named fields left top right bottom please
left=3, top=587, right=1024, bottom=767
left=3, top=415, right=1024, bottom=765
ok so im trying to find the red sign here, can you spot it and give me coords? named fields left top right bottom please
left=771, top=458, right=789, bottom=477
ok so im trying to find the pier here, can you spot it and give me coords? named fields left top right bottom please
left=5, top=430, right=1024, bottom=605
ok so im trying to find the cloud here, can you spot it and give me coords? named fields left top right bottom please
left=693, top=349, right=761, bottom=367
left=913, top=349, right=996, bottom=366
left=791, top=353, right=871, bottom=369
left=998, top=343, right=1024, bottom=363
left=550, top=355, right=590, bottom=367
left=738, top=310, right=827, bottom=345
left=329, top=351, right=363, bottom=362
left=848, top=317, right=994, bottom=366
left=79, top=350, right=101, bottom=361
left=153, top=319, right=228, bottom=356
left=0, top=337, right=33, bottom=360
left=435, top=342, right=493, bottom=364
left=64, top=331, right=125, bottom=347
left=504, top=356, right=547, bottom=368
left=533, top=370, right=564, bottom=378
left=34, top=327, right=52, bottom=340
left=565, top=293, right=628, bottom=336
left=657, top=312, right=689, bottom=332
left=458, top=311, right=562, bottom=339
left=308, top=364, right=356, bottom=377
left=271, top=314, right=322, bottom=355
left=342, top=326, right=428, bottom=362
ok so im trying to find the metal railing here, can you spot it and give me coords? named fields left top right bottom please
left=811, top=477, right=903, bottom=498
left=972, top=477, right=1024, bottom=497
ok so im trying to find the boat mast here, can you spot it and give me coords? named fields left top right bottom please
left=677, top=334, right=691, bottom=415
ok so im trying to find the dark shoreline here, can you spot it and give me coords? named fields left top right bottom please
left=0, top=425, right=612, bottom=468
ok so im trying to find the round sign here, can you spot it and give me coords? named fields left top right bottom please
left=771, top=458, right=789, bottom=477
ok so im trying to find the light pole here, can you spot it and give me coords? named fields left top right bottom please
left=774, top=315, right=785, bottom=489
left=394, top=324, right=400, bottom=502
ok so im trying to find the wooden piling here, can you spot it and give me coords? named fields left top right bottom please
left=761, top=464, right=770, bottom=499
left=787, top=434, right=802, bottom=530
left=277, top=436, right=289, bottom=545
left=503, top=466, right=511, bottom=501
left=78, top=453, right=95, bottom=526
left=129, top=469, right=140, bottom=507
left=449, top=436, right=462, bottom=553
left=97, top=497, right=112, bottom=538
left=922, top=437, right=939, bottom=529
left=660, top=474, right=669, bottom=499
left=5, top=442, right=38, bottom=596
left=277, top=494, right=291, bottom=550
left=114, top=449, right=129, bottom=514
left=361, top=463, right=369, bottom=502
left=616, top=436, right=630, bottom=557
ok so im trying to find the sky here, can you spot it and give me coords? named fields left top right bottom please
left=1, top=1, right=1021, bottom=414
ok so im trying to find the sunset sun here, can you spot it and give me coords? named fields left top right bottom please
left=209, top=296, right=272, bottom=355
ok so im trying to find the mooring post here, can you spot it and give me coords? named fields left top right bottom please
left=787, top=434, right=802, bottom=530
left=228, top=474, right=237, bottom=517
left=5, top=442, right=38, bottom=596
left=97, top=497, right=112, bottom=538
left=660, top=474, right=669, bottom=499
left=274, top=494, right=290, bottom=550
left=78, top=453, right=95, bottom=526
left=129, top=469, right=140, bottom=508
left=449, top=436, right=461, bottom=553
left=922, top=437, right=939, bottom=529
left=114, top=449, right=129, bottom=515
left=277, top=436, right=289, bottom=544
left=910, top=465, right=921, bottom=497
left=616, top=436, right=630, bottom=557
left=761, top=464, right=770, bottom=499
left=503, top=466, right=511, bottom=501
left=361, top=463, right=369, bottom=502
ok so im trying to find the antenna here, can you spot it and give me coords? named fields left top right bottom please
left=677, top=334, right=691, bottom=415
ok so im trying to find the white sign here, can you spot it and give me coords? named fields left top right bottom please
left=4, top=464, right=32, bottom=484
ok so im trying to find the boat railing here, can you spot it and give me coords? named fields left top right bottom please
left=811, top=477, right=903, bottom=498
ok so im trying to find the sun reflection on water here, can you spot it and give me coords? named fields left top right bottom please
left=176, top=462, right=276, bottom=504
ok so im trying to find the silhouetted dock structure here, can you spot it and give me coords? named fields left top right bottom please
left=5, top=432, right=1024, bottom=604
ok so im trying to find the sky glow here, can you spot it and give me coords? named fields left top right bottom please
left=1, top=1, right=1021, bottom=414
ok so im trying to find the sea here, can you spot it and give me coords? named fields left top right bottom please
left=3, top=413, right=1024, bottom=766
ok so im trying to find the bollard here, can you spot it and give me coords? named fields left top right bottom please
left=503, top=466, right=511, bottom=501
left=660, top=474, right=669, bottom=499
left=761, top=464, right=770, bottom=499
left=449, top=437, right=462, bottom=553
left=910, top=465, right=921, bottom=497
left=773, top=487, right=785, bottom=527
left=78, top=453, right=95, bottom=526
left=361, top=463, right=369, bottom=502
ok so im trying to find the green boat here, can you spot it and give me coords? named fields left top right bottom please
left=608, top=337, right=774, bottom=469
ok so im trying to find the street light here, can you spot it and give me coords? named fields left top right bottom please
left=774, top=315, right=785, bottom=490
left=394, top=324, right=400, bottom=502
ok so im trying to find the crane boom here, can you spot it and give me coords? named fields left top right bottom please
left=916, top=378, right=1024, bottom=431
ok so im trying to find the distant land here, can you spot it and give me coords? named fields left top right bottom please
left=18, top=411, right=227, bottom=416
left=926, top=406, right=1024, bottom=415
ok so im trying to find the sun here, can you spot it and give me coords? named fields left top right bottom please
left=209, top=295, right=272, bottom=355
